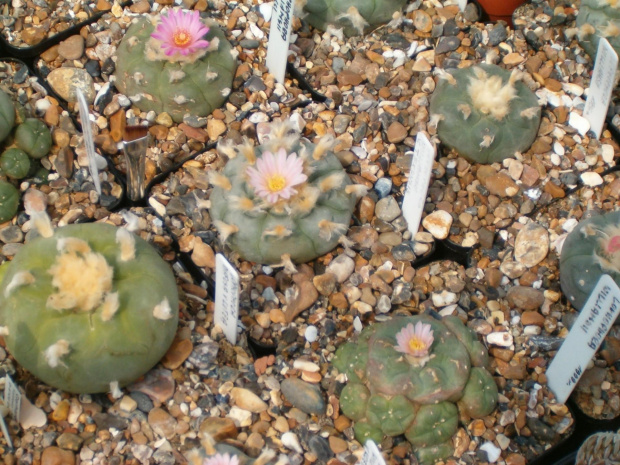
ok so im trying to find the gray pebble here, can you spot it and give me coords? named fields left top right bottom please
left=281, top=378, right=326, bottom=415
left=374, top=177, right=392, bottom=199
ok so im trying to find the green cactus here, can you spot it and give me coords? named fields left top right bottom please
left=0, top=89, right=15, bottom=143
left=576, top=0, right=620, bottom=60
left=560, top=211, right=620, bottom=311
left=0, top=218, right=179, bottom=394
left=1, top=148, right=31, bottom=179
left=0, top=180, right=19, bottom=223
left=209, top=121, right=367, bottom=265
left=429, top=64, right=542, bottom=164
left=114, top=11, right=237, bottom=124
left=15, top=119, right=53, bottom=159
left=299, top=0, right=408, bottom=36
left=333, top=315, right=498, bottom=464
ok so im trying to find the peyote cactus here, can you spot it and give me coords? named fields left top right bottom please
left=298, top=0, right=408, bottom=36
left=0, top=180, right=19, bottom=223
left=429, top=64, right=542, bottom=164
left=576, top=0, right=620, bottom=60
left=209, top=120, right=367, bottom=265
left=560, top=211, right=620, bottom=311
left=15, top=118, right=52, bottom=159
left=114, top=9, right=237, bottom=124
left=1, top=148, right=31, bottom=179
left=333, top=315, right=498, bottom=464
left=0, top=192, right=179, bottom=393
left=0, top=89, right=15, bottom=143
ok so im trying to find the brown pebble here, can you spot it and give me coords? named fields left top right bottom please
left=200, top=417, right=238, bottom=441
left=337, top=70, right=364, bottom=86
left=507, top=286, right=545, bottom=310
left=41, top=446, right=75, bottom=465
left=329, top=436, right=348, bottom=454
left=161, top=338, right=193, bottom=370
left=521, top=311, right=545, bottom=327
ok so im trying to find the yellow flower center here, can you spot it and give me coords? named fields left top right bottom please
left=408, top=338, right=427, bottom=353
left=173, top=30, right=192, bottom=46
left=267, top=174, right=286, bottom=193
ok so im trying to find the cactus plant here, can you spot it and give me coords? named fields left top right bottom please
left=0, top=180, right=19, bottom=223
left=0, top=193, right=179, bottom=393
left=333, top=315, right=498, bottom=464
left=298, top=0, right=408, bottom=36
left=15, top=118, right=53, bottom=159
left=114, top=9, right=237, bottom=124
left=0, top=89, right=15, bottom=143
left=429, top=64, right=541, bottom=164
left=209, top=120, right=367, bottom=265
left=576, top=0, right=620, bottom=60
left=1, top=148, right=31, bottom=179
left=560, top=211, right=620, bottom=311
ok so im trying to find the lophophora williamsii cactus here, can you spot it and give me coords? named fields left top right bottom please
left=333, top=315, right=498, bottom=464
left=0, top=89, right=15, bottom=143
left=0, top=191, right=179, bottom=394
left=429, top=64, right=542, bottom=164
left=560, top=211, right=620, bottom=312
left=576, top=0, right=620, bottom=60
left=298, top=0, right=408, bottom=36
left=114, top=9, right=237, bottom=124
left=209, top=120, right=367, bottom=265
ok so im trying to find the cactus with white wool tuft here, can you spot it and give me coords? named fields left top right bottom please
left=0, top=191, right=179, bottom=393
left=429, top=64, right=541, bottom=164
left=576, top=0, right=620, bottom=60
left=209, top=120, right=367, bottom=265
left=114, top=9, right=237, bottom=123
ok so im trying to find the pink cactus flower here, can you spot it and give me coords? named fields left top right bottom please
left=246, top=148, right=308, bottom=203
left=151, top=9, right=210, bottom=56
left=203, top=453, right=239, bottom=465
left=395, top=322, right=434, bottom=358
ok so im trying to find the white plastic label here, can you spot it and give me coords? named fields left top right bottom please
left=402, top=133, right=435, bottom=237
left=583, top=38, right=618, bottom=139
left=215, top=254, right=240, bottom=345
left=266, top=0, right=294, bottom=84
left=3, top=375, right=21, bottom=421
left=359, top=440, right=386, bottom=465
left=76, top=89, right=102, bottom=196
left=547, top=274, right=620, bottom=404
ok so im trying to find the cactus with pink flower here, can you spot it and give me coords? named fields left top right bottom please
left=333, top=315, right=498, bottom=464
left=208, top=120, right=368, bottom=264
left=114, top=8, right=236, bottom=123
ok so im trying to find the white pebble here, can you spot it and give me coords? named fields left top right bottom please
left=353, top=316, right=363, bottom=333
left=480, top=442, right=501, bottom=463
left=601, top=144, right=615, bottom=164
left=553, top=141, right=565, bottom=156
left=562, top=218, right=578, bottom=232
left=304, top=325, right=318, bottom=343
left=259, top=2, right=272, bottom=21
left=486, top=331, right=514, bottom=348
left=568, top=112, right=590, bottom=136
left=282, top=432, right=303, bottom=454
left=581, top=171, right=603, bottom=187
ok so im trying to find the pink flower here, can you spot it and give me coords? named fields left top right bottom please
left=395, top=322, right=434, bottom=358
left=203, top=453, right=239, bottom=465
left=246, top=148, right=308, bottom=203
left=151, top=9, right=210, bottom=56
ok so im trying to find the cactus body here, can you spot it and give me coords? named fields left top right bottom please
left=15, top=119, right=52, bottom=159
left=1, top=148, right=31, bottom=179
left=300, top=0, right=408, bottom=36
left=0, top=180, right=19, bottom=223
left=560, top=211, right=620, bottom=311
left=576, top=0, right=620, bottom=60
left=430, top=64, right=541, bottom=164
left=0, top=90, right=15, bottom=143
left=0, top=223, right=179, bottom=393
left=114, top=15, right=236, bottom=124
left=210, top=122, right=364, bottom=264
left=333, top=315, right=498, bottom=464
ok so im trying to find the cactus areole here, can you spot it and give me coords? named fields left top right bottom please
left=209, top=121, right=368, bottom=265
left=430, top=64, right=541, bottom=164
left=0, top=223, right=179, bottom=394
left=114, top=9, right=236, bottom=123
left=560, top=211, right=620, bottom=313
left=333, top=315, right=498, bottom=464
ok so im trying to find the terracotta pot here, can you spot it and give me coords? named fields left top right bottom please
left=476, top=0, right=526, bottom=24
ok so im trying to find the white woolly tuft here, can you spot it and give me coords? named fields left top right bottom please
left=479, top=134, right=495, bottom=149
left=213, top=221, right=239, bottom=243
left=208, top=171, right=232, bottom=191
left=0, top=326, right=9, bottom=336
left=153, top=298, right=173, bottom=320
left=101, top=292, right=120, bottom=322
left=4, top=271, right=35, bottom=298
left=32, top=212, right=54, bottom=238
left=44, top=340, right=70, bottom=368
left=217, top=140, right=238, bottom=159
left=335, top=6, right=368, bottom=35
left=318, top=220, right=348, bottom=241
left=263, top=225, right=293, bottom=238
left=344, top=184, right=369, bottom=198
left=57, top=237, right=91, bottom=254
left=168, top=69, right=186, bottom=83
left=312, top=134, right=335, bottom=160
left=319, top=172, right=346, bottom=192
left=109, top=381, right=122, bottom=399
left=520, top=107, right=540, bottom=119
left=116, top=228, right=136, bottom=262
left=457, top=104, right=472, bottom=120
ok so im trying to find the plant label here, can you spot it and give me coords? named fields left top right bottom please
left=360, top=440, right=386, bottom=465
left=76, top=89, right=102, bottom=196
left=215, top=254, right=240, bottom=345
left=456, top=0, right=467, bottom=11
left=0, top=414, right=11, bottom=450
left=266, top=0, right=294, bottom=84
left=583, top=38, right=618, bottom=139
left=402, top=132, right=435, bottom=237
left=3, top=375, right=21, bottom=421
left=547, top=274, right=620, bottom=404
